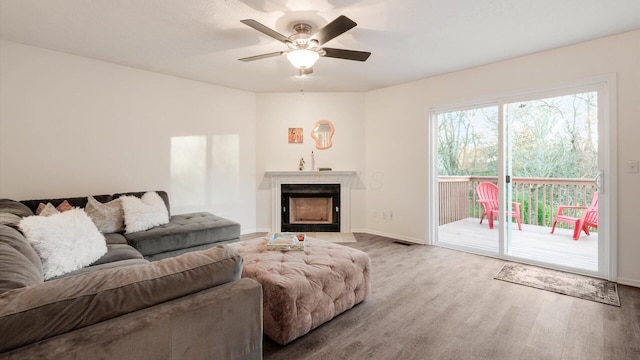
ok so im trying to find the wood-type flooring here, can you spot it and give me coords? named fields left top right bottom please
left=262, top=233, right=640, bottom=360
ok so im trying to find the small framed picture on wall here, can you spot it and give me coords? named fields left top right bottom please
left=288, top=128, right=303, bottom=143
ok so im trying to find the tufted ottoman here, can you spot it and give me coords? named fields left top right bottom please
left=231, top=237, right=371, bottom=345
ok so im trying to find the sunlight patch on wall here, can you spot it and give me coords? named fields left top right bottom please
left=211, top=134, right=240, bottom=205
left=170, top=136, right=206, bottom=208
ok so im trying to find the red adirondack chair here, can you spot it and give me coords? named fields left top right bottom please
left=475, top=182, right=522, bottom=230
left=551, top=192, right=598, bottom=240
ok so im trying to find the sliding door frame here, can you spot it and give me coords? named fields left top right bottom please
left=427, top=75, right=617, bottom=280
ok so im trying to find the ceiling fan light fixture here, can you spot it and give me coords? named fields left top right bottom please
left=286, top=49, right=320, bottom=69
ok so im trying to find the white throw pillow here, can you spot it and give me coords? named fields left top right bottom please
left=19, top=208, right=107, bottom=280
left=120, top=192, right=169, bottom=233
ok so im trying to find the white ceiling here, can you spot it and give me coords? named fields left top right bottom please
left=1, top=0, right=639, bottom=93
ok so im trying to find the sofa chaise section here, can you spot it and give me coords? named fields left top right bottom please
left=124, top=212, right=241, bottom=261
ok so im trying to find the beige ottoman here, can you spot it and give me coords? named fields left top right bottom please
left=231, top=237, right=371, bottom=345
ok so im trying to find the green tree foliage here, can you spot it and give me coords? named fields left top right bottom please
left=438, top=92, right=598, bottom=179
left=438, top=106, right=498, bottom=176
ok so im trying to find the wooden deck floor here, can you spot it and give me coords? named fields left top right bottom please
left=437, top=217, right=598, bottom=272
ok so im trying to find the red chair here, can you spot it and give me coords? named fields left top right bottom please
left=551, top=192, right=598, bottom=240
left=476, top=182, right=522, bottom=230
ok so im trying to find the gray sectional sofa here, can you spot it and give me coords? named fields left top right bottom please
left=0, top=191, right=262, bottom=359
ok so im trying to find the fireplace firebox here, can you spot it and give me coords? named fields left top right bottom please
left=281, top=184, right=340, bottom=232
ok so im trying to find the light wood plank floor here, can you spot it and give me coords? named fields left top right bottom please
left=438, top=218, right=598, bottom=272
left=263, top=233, right=640, bottom=360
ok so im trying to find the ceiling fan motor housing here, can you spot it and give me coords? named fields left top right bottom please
left=288, top=23, right=318, bottom=50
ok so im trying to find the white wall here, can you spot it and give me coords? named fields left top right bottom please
left=364, top=30, right=640, bottom=285
left=255, top=93, right=366, bottom=232
left=0, top=40, right=258, bottom=232
left=2, top=29, right=638, bottom=285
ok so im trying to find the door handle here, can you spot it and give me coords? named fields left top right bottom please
left=595, top=171, right=604, bottom=193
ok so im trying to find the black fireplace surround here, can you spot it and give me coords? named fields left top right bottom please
left=281, top=184, right=340, bottom=232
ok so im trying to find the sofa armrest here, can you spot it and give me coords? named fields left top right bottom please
left=0, top=278, right=263, bottom=360
left=0, top=245, right=243, bottom=353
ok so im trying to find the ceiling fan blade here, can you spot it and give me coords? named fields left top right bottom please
left=240, top=19, right=291, bottom=44
left=322, top=48, right=371, bottom=62
left=310, top=15, right=357, bottom=45
left=238, top=51, right=285, bottom=62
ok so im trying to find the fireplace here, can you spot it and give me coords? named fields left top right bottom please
left=265, top=171, right=355, bottom=233
left=281, top=184, right=340, bottom=232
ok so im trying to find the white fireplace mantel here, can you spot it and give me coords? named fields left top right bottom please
left=265, top=171, right=357, bottom=232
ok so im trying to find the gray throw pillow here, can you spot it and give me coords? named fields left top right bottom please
left=85, top=196, right=125, bottom=233
left=0, top=199, right=34, bottom=218
left=0, top=213, right=22, bottom=229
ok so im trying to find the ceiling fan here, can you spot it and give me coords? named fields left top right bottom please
left=238, top=15, right=371, bottom=76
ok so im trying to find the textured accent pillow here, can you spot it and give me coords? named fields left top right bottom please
left=19, top=209, right=107, bottom=280
left=120, top=192, right=170, bottom=234
left=35, top=200, right=73, bottom=216
left=85, top=196, right=124, bottom=233
left=38, top=203, right=59, bottom=217
left=56, top=200, right=73, bottom=212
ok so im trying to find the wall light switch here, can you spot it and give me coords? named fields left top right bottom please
left=628, top=160, right=640, bottom=174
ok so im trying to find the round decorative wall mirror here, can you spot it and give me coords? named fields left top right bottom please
left=311, top=120, right=334, bottom=149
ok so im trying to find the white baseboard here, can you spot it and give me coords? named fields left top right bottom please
left=616, top=276, right=640, bottom=288
left=241, top=228, right=270, bottom=235
left=352, top=229, right=425, bottom=245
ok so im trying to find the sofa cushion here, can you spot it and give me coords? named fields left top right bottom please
left=0, top=225, right=44, bottom=295
left=90, top=244, right=145, bottom=266
left=19, top=209, right=107, bottom=280
left=0, top=245, right=243, bottom=353
left=0, top=199, right=34, bottom=218
left=104, top=232, right=128, bottom=245
left=123, top=212, right=240, bottom=258
left=51, top=258, right=149, bottom=280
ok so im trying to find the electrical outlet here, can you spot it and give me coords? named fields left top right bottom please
left=389, top=210, right=394, bottom=220
left=628, top=160, right=639, bottom=174
left=382, top=211, right=387, bottom=220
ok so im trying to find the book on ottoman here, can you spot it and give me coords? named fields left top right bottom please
left=267, top=232, right=305, bottom=251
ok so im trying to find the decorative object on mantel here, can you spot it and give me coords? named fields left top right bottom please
left=288, top=128, right=303, bottom=143
left=311, top=120, right=334, bottom=149
left=298, top=157, right=305, bottom=171
left=318, top=167, right=332, bottom=171
left=311, top=151, right=316, bottom=171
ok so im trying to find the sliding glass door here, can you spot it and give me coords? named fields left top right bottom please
left=505, top=92, right=599, bottom=272
left=436, top=105, right=501, bottom=255
left=431, top=80, right=612, bottom=278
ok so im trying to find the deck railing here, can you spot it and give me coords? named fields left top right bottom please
left=438, top=176, right=597, bottom=227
